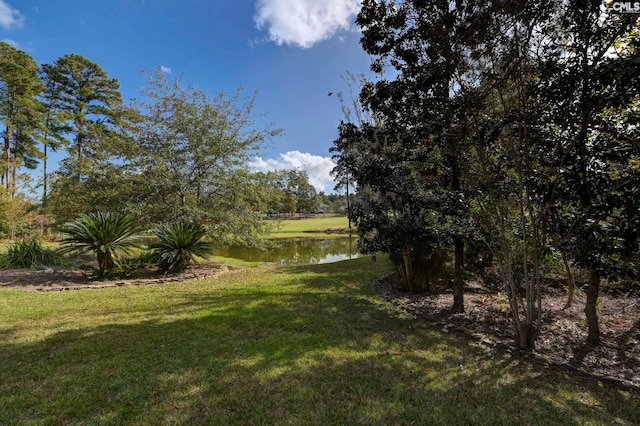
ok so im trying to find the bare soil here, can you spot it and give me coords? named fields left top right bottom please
left=0, top=263, right=234, bottom=292
left=374, top=272, right=640, bottom=390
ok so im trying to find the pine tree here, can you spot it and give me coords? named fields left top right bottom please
left=0, top=42, right=43, bottom=198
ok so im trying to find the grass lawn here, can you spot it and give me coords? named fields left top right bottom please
left=1, top=257, right=638, bottom=425
left=269, top=215, right=353, bottom=238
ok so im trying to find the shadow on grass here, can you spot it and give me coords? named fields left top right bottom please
left=1, top=258, right=638, bottom=425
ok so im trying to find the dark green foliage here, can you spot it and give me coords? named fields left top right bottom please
left=336, top=0, right=640, bottom=349
left=0, top=240, right=63, bottom=269
left=344, top=0, right=497, bottom=311
left=57, top=212, right=144, bottom=279
left=150, top=222, right=212, bottom=273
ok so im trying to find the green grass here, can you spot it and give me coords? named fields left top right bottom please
left=270, top=215, right=353, bottom=238
left=1, top=257, right=638, bottom=425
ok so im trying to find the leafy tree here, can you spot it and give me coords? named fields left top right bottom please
left=254, top=170, right=288, bottom=216
left=0, top=187, right=38, bottom=240
left=539, top=2, right=640, bottom=345
left=43, top=56, right=140, bottom=222
left=337, top=122, right=447, bottom=292
left=252, top=171, right=284, bottom=216
left=46, top=154, right=135, bottom=224
left=349, top=0, right=494, bottom=310
left=128, top=68, right=281, bottom=242
left=462, top=0, right=640, bottom=349
left=0, top=42, right=43, bottom=198
left=58, top=212, right=144, bottom=279
left=461, top=0, right=565, bottom=350
left=338, top=0, right=639, bottom=352
left=284, top=169, right=317, bottom=215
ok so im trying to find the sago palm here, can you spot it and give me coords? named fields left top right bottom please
left=58, top=212, right=144, bottom=278
left=151, top=222, right=211, bottom=273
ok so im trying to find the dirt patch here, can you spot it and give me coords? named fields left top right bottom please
left=0, top=263, right=235, bottom=292
left=374, top=273, right=640, bottom=390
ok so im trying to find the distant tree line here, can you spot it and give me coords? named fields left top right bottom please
left=331, top=0, right=640, bottom=350
left=255, top=168, right=351, bottom=217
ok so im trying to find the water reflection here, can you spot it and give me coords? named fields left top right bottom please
left=213, top=237, right=359, bottom=265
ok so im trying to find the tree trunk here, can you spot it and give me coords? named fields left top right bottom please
left=43, top=143, right=48, bottom=207
left=561, top=251, right=574, bottom=309
left=76, top=132, right=83, bottom=181
left=585, top=268, right=601, bottom=345
left=8, top=221, right=15, bottom=240
left=450, top=151, right=464, bottom=313
left=4, top=125, right=11, bottom=192
left=451, top=236, right=465, bottom=313
left=96, top=249, right=115, bottom=276
left=11, top=158, right=17, bottom=199
left=517, top=322, right=536, bottom=351
left=346, top=173, right=351, bottom=229
left=401, top=248, right=415, bottom=293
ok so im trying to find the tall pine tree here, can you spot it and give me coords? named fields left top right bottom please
left=0, top=42, right=43, bottom=198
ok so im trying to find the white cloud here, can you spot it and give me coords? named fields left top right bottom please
left=250, top=150, right=337, bottom=193
left=0, top=0, right=24, bottom=30
left=160, top=65, right=172, bottom=74
left=254, top=0, right=360, bottom=48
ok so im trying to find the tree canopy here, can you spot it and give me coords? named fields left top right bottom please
left=333, top=0, right=640, bottom=350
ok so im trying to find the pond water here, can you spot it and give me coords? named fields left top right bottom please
left=213, top=237, right=359, bottom=265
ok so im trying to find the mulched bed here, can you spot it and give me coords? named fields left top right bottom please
left=373, top=272, right=640, bottom=390
left=0, top=263, right=233, bottom=292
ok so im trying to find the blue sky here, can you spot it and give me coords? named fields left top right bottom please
left=0, top=0, right=371, bottom=193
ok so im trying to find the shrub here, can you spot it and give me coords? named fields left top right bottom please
left=151, top=222, right=212, bottom=273
left=58, top=212, right=144, bottom=279
left=0, top=240, right=64, bottom=269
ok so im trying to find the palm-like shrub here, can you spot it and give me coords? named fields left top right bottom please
left=151, top=222, right=211, bottom=273
left=58, top=212, right=144, bottom=279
